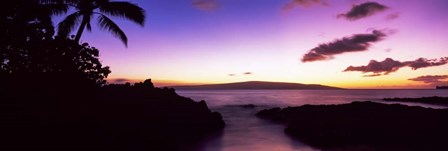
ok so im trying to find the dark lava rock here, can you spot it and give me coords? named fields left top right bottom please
left=257, top=101, right=448, bottom=151
left=256, top=107, right=282, bottom=120
left=383, top=96, right=448, bottom=106
left=0, top=79, right=225, bottom=151
left=240, top=104, right=256, bottom=109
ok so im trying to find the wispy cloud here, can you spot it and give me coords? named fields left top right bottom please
left=409, top=75, right=448, bottom=86
left=344, top=58, right=405, bottom=76
left=343, top=57, right=448, bottom=76
left=405, top=57, right=448, bottom=70
left=385, top=12, right=400, bottom=21
left=192, top=0, right=218, bottom=11
left=338, top=2, right=388, bottom=21
left=228, top=72, right=253, bottom=76
left=283, top=0, right=328, bottom=11
left=301, top=30, right=387, bottom=62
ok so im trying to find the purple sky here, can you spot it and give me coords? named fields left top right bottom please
left=62, top=0, right=448, bottom=88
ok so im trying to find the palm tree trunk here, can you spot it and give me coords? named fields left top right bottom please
left=74, top=15, right=89, bottom=43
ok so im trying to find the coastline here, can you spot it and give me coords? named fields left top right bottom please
left=0, top=79, right=225, bottom=151
left=257, top=101, right=448, bottom=150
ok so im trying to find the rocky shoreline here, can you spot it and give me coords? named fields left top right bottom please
left=1, top=79, right=224, bottom=151
left=382, top=96, right=448, bottom=106
left=257, top=101, right=448, bottom=150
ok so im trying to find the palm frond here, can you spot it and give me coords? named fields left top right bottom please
left=86, top=22, right=92, bottom=32
left=86, top=13, right=94, bottom=32
left=97, top=14, right=127, bottom=46
left=63, top=0, right=81, bottom=6
left=57, top=12, right=81, bottom=38
left=41, top=0, right=79, bottom=8
left=99, top=1, right=145, bottom=26
left=38, top=0, right=64, bottom=4
left=41, top=3, right=69, bottom=16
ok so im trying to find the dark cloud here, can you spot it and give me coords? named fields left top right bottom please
left=283, top=0, right=328, bottom=11
left=344, top=57, right=448, bottom=76
left=228, top=72, right=253, bottom=76
left=409, top=75, right=448, bottom=85
left=385, top=12, right=400, bottom=21
left=192, top=0, right=218, bottom=11
left=301, top=30, right=387, bottom=62
left=363, top=73, right=383, bottom=77
left=338, top=2, right=388, bottom=21
left=405, top=57, right=448, bottom=70
left=344, top=58, right=405, bottom=76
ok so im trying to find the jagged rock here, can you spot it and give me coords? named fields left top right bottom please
left=257, top=101, right=448, bottom=150
left=240, top=104, right=256, bottom=109
left=0, top=79, right=225, bottom=151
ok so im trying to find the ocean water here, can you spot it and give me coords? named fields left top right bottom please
left=177, top=90, right=448, bottom=151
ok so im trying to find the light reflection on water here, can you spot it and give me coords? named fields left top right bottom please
left=178, top=90, right=448, bottom=151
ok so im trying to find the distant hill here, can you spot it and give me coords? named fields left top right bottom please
left=169, top=81, right=342, bottom=90
left=436, top=86, right=448, bottom=89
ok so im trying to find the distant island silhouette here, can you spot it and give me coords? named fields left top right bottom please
left=169, top=81, right=342, bottom=90
left=436, top=86, right=448, bottom=89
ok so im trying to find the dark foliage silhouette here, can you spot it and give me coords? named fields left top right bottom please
left=50, top=0, right=145, bottom=46
left=1, top=0, right=111, bottom=89
left=1, top=0, right=64, bottom=73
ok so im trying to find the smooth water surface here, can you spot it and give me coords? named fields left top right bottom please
left=178, top=89, right=448, bottom=107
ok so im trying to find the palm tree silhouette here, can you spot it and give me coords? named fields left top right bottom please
left=56, top=0, right=145, bottom=46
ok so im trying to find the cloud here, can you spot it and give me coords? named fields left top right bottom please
left=283, top=0, right=328, bottom=11
left=338, top=2, right=388, bottom=21
left=343, top=57, right=448, bottom=76
left=385, top=12, right=399, bottom=21
left=404, top=57, right=448, bottom=70
left=344, top=58, right=406, bottom=76
left=409, top=75, right=448, bottom=85
left=228, top=72, right=253, bottom=76
left=301, top=30, right=387, bottom=62
left=192, top=0, right=218, bottom=11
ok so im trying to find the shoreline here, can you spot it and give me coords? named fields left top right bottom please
left=257, top=101, right=448, bottom=150
left=382, top=96, right=448, bottom=107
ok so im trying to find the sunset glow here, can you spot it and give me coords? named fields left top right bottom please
left=71, top=0, right=448, bottom=88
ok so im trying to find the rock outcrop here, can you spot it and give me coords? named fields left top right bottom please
left=257, top=101, right=448, bottom=150
left=1, top=79, right=224, bottom=151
